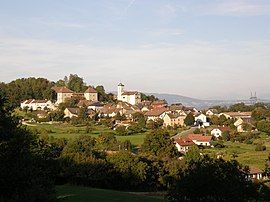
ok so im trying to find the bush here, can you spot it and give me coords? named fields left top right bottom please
left=212, top=141, right=225, bottom=148
left=115, top=126, right=128, bottom=136
left=255, top=144, right=266, bottom=151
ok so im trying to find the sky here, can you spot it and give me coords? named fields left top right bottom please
left=0, top=0, right=270, bottom=100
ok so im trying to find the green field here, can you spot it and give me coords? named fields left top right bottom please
left=25, top=123, right=146, bottom=146
left=56, top=185, right=167, bottom=202
left=204, top=141, right=269, bottom=169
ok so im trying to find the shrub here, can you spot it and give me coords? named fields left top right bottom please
left=255, top=144, right=266, bottom=151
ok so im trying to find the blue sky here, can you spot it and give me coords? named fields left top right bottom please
left=0, top=0, right=270, bottom=99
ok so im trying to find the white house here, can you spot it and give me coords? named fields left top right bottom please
left=206, top=109, right=218, bottom=116
left=195, top=114, right=210, bottom=127
left=244, top=167, right=264, bottom=181
left=117, top=83, right=141, bottom=105
left=211, top=126, right=230, bottom=138
left=175, top=137, right=195, bottom=154
left=20, top=99, right=54, bottom=111
left=234, top=118, right=245, bottom=132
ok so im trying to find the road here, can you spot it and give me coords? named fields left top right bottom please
left=172, top=126, right=198, bottom=140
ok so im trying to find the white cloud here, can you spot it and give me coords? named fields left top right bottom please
left=0, top=37, right=270, bottom=99
left=198, top=0, right=270, bottom=16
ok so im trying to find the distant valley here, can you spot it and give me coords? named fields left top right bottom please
left=146, top=93, right=270, bottom=109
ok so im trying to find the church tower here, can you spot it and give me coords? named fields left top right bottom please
left=117, top=83, right=124, bottom=101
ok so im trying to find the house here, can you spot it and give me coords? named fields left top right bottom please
left=52, top=86, right=98, bottom=104
left=84, top=86, right=98, bottom=101
left=117, top=83, right=141, bottom=105
left=163, top=113, right=186, bottom=127
left=211, top=126, right=230, bottom=138
left=145, top=108, right=168, bottom=122
left=151, top=100, right=167, bottom=109
left=195, top=114, right=210, bottom=127
left=219, top=112, right=252, bottom=121
left=175, top=137, right=195, bottom=154
left=64, top=107, right=95, bottom=119
left=77, top=100, right=103, bottom=111
left=169, top=104, right=185, bottom=113
left=52, top=86, right=74, bottom=104
left=206, top=109, right=218, bottom=116
left=64, top=108, right=80, bottom=118
left=234, top=118, right=245, bottom=132
left=99, top=107, right=122, bottom=118
left=187, top=134, right=212, bottom=146
left=20, top=99, right=54, bottom=110
left=244, top=167, right=263, bottom=180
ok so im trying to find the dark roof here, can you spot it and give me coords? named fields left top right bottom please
left=52, top=86, right=73, bottom=93
left=118, top=83, right=124, bottom=86
left=85, top=86, right=97, bottom=93
left=122, top=91, right=138, bottom=95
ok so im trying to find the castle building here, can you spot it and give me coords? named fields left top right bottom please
left=117, top=83, right=141, bottom=105
left=52, top=86, right=98, bottom=104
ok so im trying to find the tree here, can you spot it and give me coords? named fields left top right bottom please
left=0, top=90, right=55, bottom=201
left=184, top=113, right=195, bottom=126
left=185, top=145, right=201, bottom=163
left=95, top=85, right=114, bottom=102
left=1, top=77, right=55, bottom=107
left=66, top=74, right=87, bottom=92
left=210, top=115, right=220, bottom=125
left=167, top=157, right=258, bottom=201
left=257, top=120, right=270, bottom=134
left=141, top=129, right=178, bottom=158
left=140, top=93, right=159, bottom=102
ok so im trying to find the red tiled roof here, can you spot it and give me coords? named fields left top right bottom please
left=85, top=86, right=97, bottom=93
left=175, top=137, right=195, bottom=146
left=145, top=108, right=167, bottom=116
left=52, top=86, right=73, bottom=93
left=218, top=126, right=230, bottom=132
left=188, top=134, right=212, bottom=142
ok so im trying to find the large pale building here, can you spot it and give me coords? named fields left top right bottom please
left=53, top=86, right=98, bottom=104
left=117, top=83, right=141, bottom=105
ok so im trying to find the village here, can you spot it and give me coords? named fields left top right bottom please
left=18, top=82, right=270, bottom=182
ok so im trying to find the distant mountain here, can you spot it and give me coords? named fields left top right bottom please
left=145, top=93, right=270, bottom=109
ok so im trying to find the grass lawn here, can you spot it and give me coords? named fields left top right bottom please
left=25, top=123, right=146, bottom=146
left=204, top=141, right=269, bottom=169
left=56, top=185, right=167, bottom=202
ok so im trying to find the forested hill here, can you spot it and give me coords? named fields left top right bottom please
left=0, top=74, right=113, bottom=107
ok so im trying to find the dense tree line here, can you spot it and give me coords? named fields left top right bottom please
left=0, top=75, right=116, bottom=108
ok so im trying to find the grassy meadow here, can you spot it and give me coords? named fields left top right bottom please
left=56, top=185, right=167, bottom=202
left=25, top=122, right=147, bottom=146
left=204, top=140, right=270, bottom=169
